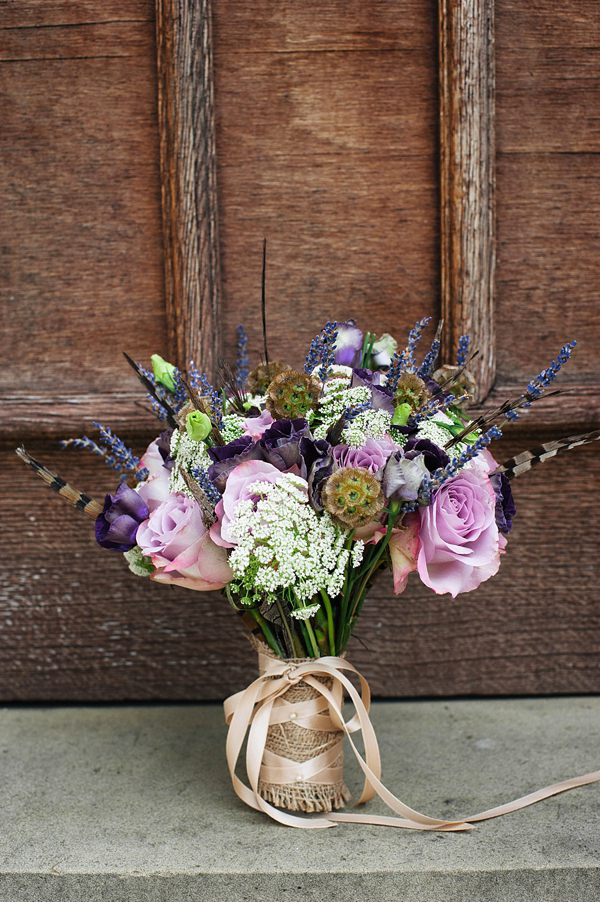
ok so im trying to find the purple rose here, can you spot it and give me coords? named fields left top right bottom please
left=417, top=468, right=504, bottom=597
left=489, top=472, right=516, bottom=534
left=404, top=438, right=449, bottom=473
left=95, top=482, right=149, bottom=551
left=136, top=494, right=232, bottom=590
left=333, top=320, right=364, bottom=367
left=260, top=418, right=310, bottom=471
left=334, top=436, right=397, bottom=475
left=207, top=435, right=264, bottom=493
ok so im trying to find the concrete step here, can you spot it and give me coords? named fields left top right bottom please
left=1, top=697, right=599, bottom=901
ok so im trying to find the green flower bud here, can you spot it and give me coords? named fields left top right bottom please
left=186, top=410, right=212, bottom=441
left=151, top=354, right=177, bottom=393
left=392, top=402, right=412, bottom=427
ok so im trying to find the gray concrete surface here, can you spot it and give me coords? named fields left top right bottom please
left=0, top=697, right=599, bottom=900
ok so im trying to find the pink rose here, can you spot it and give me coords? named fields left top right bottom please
left=140, top=438, right=167, bottom=479
left=417, top=468, right=502, bottom=597
left=210, top=460, right=284, bottom=547
left=137, top=494, right=232, bottom=591
left=137, top=436, right=172, bottom=512
left=242, top=409, right=274, bottom=439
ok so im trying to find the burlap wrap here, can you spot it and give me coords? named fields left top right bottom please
left=255, top=643, right=351, bottom=813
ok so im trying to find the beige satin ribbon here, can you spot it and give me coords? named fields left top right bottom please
left=223, top=654, right=600, bottom=831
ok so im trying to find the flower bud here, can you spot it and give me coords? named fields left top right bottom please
left=151, top=354, right=177, bottom=392
left=186, top=410, right=212, bottom=441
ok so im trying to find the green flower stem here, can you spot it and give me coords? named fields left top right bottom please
left=304, top=620, right=321, bottom=658
left=249, top=609, right=282, bottom=657
left=319, top=589, right=336, bottom=656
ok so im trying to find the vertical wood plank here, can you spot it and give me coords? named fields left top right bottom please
left=155, top=0, right=221, bottom=379
left=439, top=0, right=495, bottom=399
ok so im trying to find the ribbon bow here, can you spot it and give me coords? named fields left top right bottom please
left=224, top=654, right=600, bottom=831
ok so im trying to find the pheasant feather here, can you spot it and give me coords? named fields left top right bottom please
left=16, top=446, right=103, bottom=518
left=493, top=429, right=600, bottom=480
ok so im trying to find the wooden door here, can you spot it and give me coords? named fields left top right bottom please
left=1, top=0, right=598, bottom=700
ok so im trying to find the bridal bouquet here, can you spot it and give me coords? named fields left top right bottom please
left=19, top=317, right=600, bottom=829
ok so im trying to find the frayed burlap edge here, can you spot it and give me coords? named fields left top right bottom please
left=251, top=637, right=351, bottom=813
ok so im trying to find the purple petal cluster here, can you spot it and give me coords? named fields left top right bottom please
left=95, top=483, right=149, bottom=551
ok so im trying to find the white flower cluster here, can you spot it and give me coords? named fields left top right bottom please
left=221, top=414, right=245, bottom=444
left=343, top=407, right=393, bottom=448
left=168, top=428, right=212, bottom=496
left=313, top=385, right=371, bottom=440
left=413, top=411, right=467, bottom=455
left=227, top=472, right=365, bottom=610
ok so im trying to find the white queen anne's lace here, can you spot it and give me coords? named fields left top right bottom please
left=227, top=472, right=364, bottom=612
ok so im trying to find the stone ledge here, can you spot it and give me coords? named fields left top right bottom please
left=1, top=698, right=599, bottom=901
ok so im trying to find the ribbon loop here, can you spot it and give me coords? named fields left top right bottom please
left=223, top=654, right=600, bottom=831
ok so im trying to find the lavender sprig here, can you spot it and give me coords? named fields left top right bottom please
left=191, top=466, right=222, bottom=504
left=304, top=332, right=323, bottom=375
left=523, top=341, right=577, bottom=405
left=417, top=338, right=441, bottom=379
left=404, top=317, right=431, bottom=373
left=92, top=422, right=147, bottom=480
left=455, top=334, right=470, bottom=368
left=317, top=321, right=338, bottom=384
left=195, top=372, right=224, bottom=429
left=384, top=350, right=407, bottom=394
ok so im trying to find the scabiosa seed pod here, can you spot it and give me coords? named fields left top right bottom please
left=394, top=373, right=430, bottom=412
left=322, top=466, right=384, bottom=528
left=247, top=361, right=291, bottom=395
left=432, top=364, right=476, bottom=409
left=265, top=370, right=321, bottom=421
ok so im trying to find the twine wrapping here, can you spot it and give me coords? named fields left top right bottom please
left=255, top=646, right=351, bottom=813
left=223, top=652, right=600, bottom=831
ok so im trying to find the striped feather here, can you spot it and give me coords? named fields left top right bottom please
left=493, top=429, right=600, bottom=479
left=16, top=446, right=103, bottom=518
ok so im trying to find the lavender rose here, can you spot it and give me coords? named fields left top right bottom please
left=334, top=436, right=397, bottom=475
left=95, top=482, right=149, bottom=551
left=136, top=493, right=232, bottom=590
left=417, top=468, right=503, bottom=597
left=210, top=460, right=283, bottom=547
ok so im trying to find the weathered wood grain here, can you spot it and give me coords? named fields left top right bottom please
left=0, top=2, right=154, bottom=29
left=496, top=0, right=600, bottom=152
left=2, top=433, right=598, bottom=700
left=212, top=0, right=441, bottom=370
left=494, top=0, right=600, bottom=424
left=439, top=0, right=495, bottom=401
left=155, top=0, right=222, bottom=380
left=0, top=13, right=167, bottom=402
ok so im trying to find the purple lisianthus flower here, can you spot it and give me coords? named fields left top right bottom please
left=95, top=482, right=149, bottom=551
left=207, top=435, right=264, bottom=493
left=299, top=436, right=334, bottom=510
left=351, top=369, right=395, bottom=415
left=260, top=418, right=310, bottom=471
left=333, top=320, right=364, bottom=367
left=489, top=472, right=516, bottom=534
left=404, top=438, right=449, bottom=473
left=382, top=450, right=428, bottom=502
